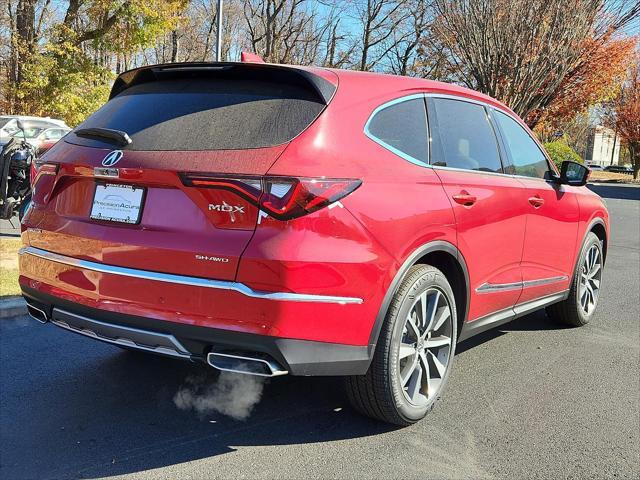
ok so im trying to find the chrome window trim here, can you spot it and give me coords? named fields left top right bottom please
left=422, top=93, right=556, bottom=182
left=363, top=91, right=557, bottom=183
left=19, top=247, right=363, bottom=305
left=429, top=164, right=512, bottom=178
left=476, top=275, right=569, bottom=294
left=363, top=93, right=430, bottom=167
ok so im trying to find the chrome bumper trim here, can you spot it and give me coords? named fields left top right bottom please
left=19, top=246, right=363, bottom=305
left=50, top=308, right=192, bottom=359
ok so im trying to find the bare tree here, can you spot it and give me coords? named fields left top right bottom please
left=389, top=0, right=431, bottom=76
left=430, top=0, right=640, bottom=126
left=321, top=17, right=357, bottom=68
left=243, top=0, right=318, bottom=63
left=353, top=0, right=409, bottom=71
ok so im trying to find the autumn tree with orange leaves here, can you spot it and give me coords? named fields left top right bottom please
left=539, top=35, right=637, bottom=129
left=605, top=55, right=640, bottom=179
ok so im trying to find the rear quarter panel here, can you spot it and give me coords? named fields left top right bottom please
left=266, top=80, right=457, bottom=336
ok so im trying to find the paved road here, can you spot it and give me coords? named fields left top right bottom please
left=1, top=185, right=638, bottom=480
left=0, top=216, right=20, bottom=237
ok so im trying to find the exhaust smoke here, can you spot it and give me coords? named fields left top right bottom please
left=173, top=368, right=265, bottom=421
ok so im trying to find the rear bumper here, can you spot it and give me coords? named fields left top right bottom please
left=22, top=286, right=373, bottom=376
left=19, top=246, right=378, bottom=345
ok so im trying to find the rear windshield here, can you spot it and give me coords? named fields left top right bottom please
left=67, top=78, right=326, bottom=151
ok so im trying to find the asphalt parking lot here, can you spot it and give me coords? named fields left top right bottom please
left=1, top=184, right=638, bottom=480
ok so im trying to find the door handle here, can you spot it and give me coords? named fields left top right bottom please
left=452, top=191, right=477, bottom=206
left=528, top=195, right=544, bottom=208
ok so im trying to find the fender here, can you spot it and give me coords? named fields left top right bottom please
left=367, top=240, right=470, bottom=355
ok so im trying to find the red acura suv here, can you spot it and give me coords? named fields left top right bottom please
left=19, top=62, right=608, bottom=425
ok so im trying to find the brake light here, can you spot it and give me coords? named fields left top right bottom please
left=180, top=173, right=361, bottom=220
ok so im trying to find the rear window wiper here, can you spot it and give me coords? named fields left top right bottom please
left=75, top=127, right=132, bottom=147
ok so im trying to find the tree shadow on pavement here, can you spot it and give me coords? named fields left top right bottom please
left=0, top=325, right=395, bottom=480
left=588, top=183, right=640, bottom=201
left=1, top=308, right=572, bottom=479
left=456, top=309, right=570, bottom=354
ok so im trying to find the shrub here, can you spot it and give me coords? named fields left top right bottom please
left=543, top=140, right=584, bottom=170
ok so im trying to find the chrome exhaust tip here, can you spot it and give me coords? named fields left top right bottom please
left=26, top=304, right=49, bottom=324
left=207, top=351, right=288, bottom=377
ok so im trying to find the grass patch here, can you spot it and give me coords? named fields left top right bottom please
left=1, top=237, right=22, bottom=298
left=590, top=171, right=639, bottom=184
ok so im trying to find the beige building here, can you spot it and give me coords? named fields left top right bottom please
left=586, top=126, right=621, bottom=166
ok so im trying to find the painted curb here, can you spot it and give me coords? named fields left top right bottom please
left=0, top=296, right=26, bottom=319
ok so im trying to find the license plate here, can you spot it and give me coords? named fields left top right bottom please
left=90, top=183, right=144, bottom=224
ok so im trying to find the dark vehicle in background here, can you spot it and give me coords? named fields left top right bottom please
left=0, top=120, right=37, bottom=220
left=604, top=165, right=633, bottom=174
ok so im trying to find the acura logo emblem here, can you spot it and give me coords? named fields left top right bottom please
left=102, top=150, right=123, bottom=167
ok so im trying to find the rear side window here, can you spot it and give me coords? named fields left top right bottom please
left=68, top=78, right=325, bottom=151
left=366, top=97, right=428, bottom=165
left=494, top=111, right=550, bottom=179
left=430, top=98, right=502, bottom=173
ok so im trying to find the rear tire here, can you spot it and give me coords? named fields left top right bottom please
left=345, top=264, right=457, bottom=426
left=546, top=232, right=603, bottom=327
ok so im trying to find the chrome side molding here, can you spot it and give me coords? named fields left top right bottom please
left=19, top=247, right=363, bottom=305
left=476, top=275, right=568, bottom=294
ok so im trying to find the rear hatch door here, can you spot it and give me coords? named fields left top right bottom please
left=26, top=63, right=336, bottom=281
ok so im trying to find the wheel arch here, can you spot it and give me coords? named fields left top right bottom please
left=568, top=216, right=608, bottom=288
left=368, top=241, right=470, bottom=356
left=588, top=218, right=607, bottom=264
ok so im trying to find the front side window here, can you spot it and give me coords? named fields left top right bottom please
left=366, top=97, right=428, bottom=165
left=494, top=111, right=550, bottom=179
left=430, top=98, right=503, bottom=173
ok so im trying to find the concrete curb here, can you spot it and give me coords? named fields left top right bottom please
left=0, top=296, right=26, bottom=319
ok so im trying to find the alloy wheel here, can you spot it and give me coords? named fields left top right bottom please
left=397, top=288, right=453, bottom=406
left=579, top=244, right=602, bottom=315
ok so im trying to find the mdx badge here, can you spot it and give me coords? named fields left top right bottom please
left=209, top=203, right=245, bottom=213
left=102, top=150, right=123, bottom=167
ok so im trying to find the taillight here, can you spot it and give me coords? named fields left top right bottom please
left=32, top=162, right=58, bottom=185
left=180, top=173, right=361, bottom=220
left=31, top=163, right=59, bottom=205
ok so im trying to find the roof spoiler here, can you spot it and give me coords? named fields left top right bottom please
left=109, top=62, right=336, bottom=105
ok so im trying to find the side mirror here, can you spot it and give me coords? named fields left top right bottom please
left=559, top=161, right=589, bottom=186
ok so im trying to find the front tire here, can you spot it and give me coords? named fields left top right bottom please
left=346, top=264, right=457, bottom=426
left=546, top=232, right=603, bottom=327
